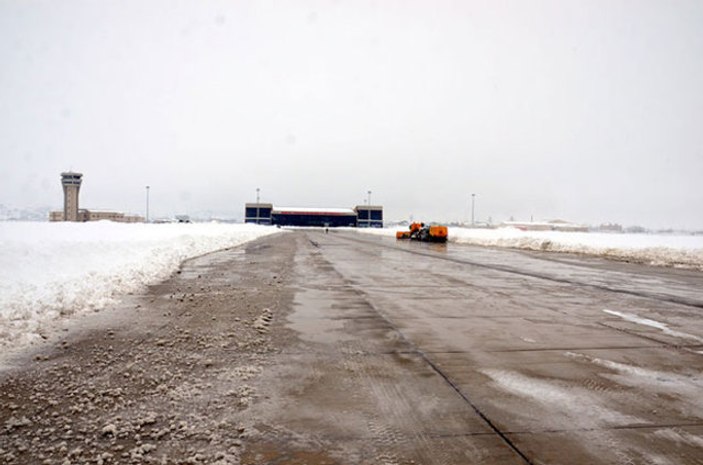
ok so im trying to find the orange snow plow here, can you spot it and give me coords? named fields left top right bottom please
left=396, top=222, right=448, bottom=243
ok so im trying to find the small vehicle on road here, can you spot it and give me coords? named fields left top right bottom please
left=396, top=222, right=448, bottom=243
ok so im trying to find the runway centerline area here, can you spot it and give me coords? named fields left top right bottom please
left=276, top=230, right=703, bottom=464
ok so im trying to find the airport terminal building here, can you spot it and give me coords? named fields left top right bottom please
left=245, top=203, right=383, bottom=228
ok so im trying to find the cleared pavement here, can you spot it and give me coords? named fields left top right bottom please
left=255, top=230, right=703, bottom=465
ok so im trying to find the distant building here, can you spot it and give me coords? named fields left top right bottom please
left=49, top=209, right=143, bottom=223
left=624, top=225, right=647, bottom=234
left=82, top=210, right=143, bottom=223
left=272, top=207, right=358, bottom=227
left=61, top=172, right=82, bottom=221
left=244, top=203, right=273, bottom=225
left=49, top=210, right=65, bottom=222
left=354, top=205, right=383, bottom=228
left=50, top=172, right=143, bottom=223
left=244, top=203, right=383, bottom=228
left=596, top=223, right=623, bottom=233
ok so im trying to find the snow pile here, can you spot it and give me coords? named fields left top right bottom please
left=0, top=221, right=278, bottom=348
left=359, top=226, right=703, bottom=270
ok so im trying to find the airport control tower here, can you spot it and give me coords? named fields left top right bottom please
left=61, top=172, right=83, bottom=221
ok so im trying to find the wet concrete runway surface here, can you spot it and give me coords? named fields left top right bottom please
left=253, top=230, right=703, bottom=465
left=2, top=230, right=702, bottom=465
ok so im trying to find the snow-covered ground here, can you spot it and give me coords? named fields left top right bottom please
left=358, top=226, right=703, bottom=270
left=0, top=221, right=279, bottom=349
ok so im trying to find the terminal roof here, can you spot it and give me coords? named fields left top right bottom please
left=273, top=207, right=356, bottom=215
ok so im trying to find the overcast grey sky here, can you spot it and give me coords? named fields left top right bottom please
left=1, top=0, right=702, bottom=228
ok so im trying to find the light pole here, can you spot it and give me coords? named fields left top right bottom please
left=256, top=187, right=260, bottom=204
left=145, top=186, right=150, bottom=223
left=471, top=193, right=476, bottom=226
left=367, top=190, right=372, bottom=206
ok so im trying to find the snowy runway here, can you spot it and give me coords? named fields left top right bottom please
left=1, top=230, right=703, bottom=464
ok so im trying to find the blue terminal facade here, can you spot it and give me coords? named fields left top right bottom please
left=355, top=205, right=383, bottom=228
left=244, top=203, right=273, bottom=225
left=245, top=203, right=383, bottom=228
left=273, top=208, right=357, bottom=227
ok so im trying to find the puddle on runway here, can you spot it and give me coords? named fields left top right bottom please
left=287, top=287, right=357, bottom=345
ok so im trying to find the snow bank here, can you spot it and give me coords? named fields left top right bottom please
left=358, top=226, right=703, bottom=270
left=0, top=221, right=279, bottom=348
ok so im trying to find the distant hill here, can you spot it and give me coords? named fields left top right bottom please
left=0, top=204, right=52, bottom=221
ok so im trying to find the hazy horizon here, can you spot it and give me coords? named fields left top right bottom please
left=2, top=1, right=702, bottom=229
